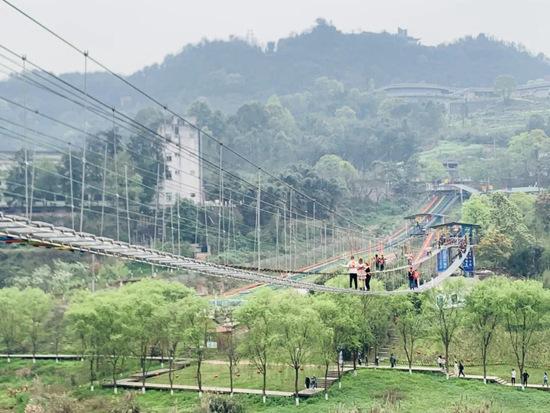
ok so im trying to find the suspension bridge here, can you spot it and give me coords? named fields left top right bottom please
left=0, top=0, right=473, bottom=296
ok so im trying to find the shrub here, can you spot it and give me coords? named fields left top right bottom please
left=199, top=395, right=245, bottom=413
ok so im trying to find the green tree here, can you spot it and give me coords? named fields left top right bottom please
left=427, top=279, right=466, bottom=375
left=477, top=229, right=514, bottom=268
left=502, top=280, right=549, bottom=381
left=273, top=292, right=323, bottom=405
left=123, top=280, right=192, bottom=393
left=314, top=154, right=358, bottom=194
left=0, top=288, right=27, bottom=362
left=535, top=192, right=550, bottom=232
left=21, top=288, right=53, bottom=363
left=494, top=75, right=516, bottom=102
left=235, top=290, right=278, bottom=403
left=157, top=290, right=207, bottom=395
left=66, top=291, right=101, bottom=391
left=391, top=294, right=427, bottom=373
left=181, top=296, right=211, bottom=397
left=464, top=278, right=505, bottom=383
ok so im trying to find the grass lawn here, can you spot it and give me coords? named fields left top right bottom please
left=147, top=361, right=327, bottom=392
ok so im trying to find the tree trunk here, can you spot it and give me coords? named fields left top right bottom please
left=324, top=362, right=329, bottom=398
left=112, top=357, right=119, bottom=394
left=169, top=356, right=174, bottom=395
left=89, top=358, right=95, bottom=391
left=141, top=356, right=147, bottom=393
left=482, top=348, right=487, bottom=384
left=229, top=359, right=234, bottom=394
left=294, top=366, right=300, bottom=406
left=262, top=365, right=267, bottom=403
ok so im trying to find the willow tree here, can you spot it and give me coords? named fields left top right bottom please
left=235, top=290, right=278, bottom=403
left=465, top=278, right=505, bottom=383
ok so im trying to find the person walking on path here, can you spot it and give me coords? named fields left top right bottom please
left=437, top=355, right=445, bottom=370
left=390, top=354, right=397, bottom=368
left=357, top=258, right=366, bottom=290
left=453, top=360, right=459, bottom=377
left=347, top=256, right=358, bottom=290
left=511, top=369, right=516, bottom=386
left=522, top=371, right=529, bottom=388
left=458, top=361, right=465, bottom=377
left=544, top=372, right=548, bottom=387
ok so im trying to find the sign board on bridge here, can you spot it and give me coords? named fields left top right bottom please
left=436, top=249, right=449, bottom=273
left=463, top=249, right=475, bottom=276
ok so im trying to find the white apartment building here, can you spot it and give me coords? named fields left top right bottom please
left=157, top=117, right=203, bottom=206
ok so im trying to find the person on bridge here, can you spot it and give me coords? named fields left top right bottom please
left=347, top=256, right=358, bottom=290
left=379, top=254, right=386, bottom=271
left=413, top=269, right=420, bottom=289
left=374, top=254, right=380, bottom=270
left=407, top=267, right=415, bottom=290
left=365, top=260, right=372, bottom=291
left=357, top=258, right=366, bottom=290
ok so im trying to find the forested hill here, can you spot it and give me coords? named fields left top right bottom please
left=133, top=20, right=550, bottom=107
left=1, top=19, right=550, bottom=119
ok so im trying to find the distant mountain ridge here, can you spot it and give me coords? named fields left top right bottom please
left=1, top=19, right=549, bottom=126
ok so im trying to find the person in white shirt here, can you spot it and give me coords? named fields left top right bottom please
left=357, top=258, right=366, bottom=290
left=347, top=256, right=358, bottom=289
left=511, top=368, right=516, bottom=386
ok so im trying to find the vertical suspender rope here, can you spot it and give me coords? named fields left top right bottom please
left=217, top=144, right=223, bottom=256
left=177, top=198, right=182, bottom=256
left=288, top=190, right=293, bottom=270
left=324, top=222, right=328, bottom=261
left=29, top=148, right=35, bottom=220
left=312, top=202, right=316, bottom=265
left=203, top=196, right=209, bottom=257
left=99, top=142, right=108, bottom=237
left=170, top=202, right=175, bottom=254
left=24, top=148, right=29, bottom=218
left=153, top=163, right=160, bottom=248
left=22, top=56, right=29, bottom=218
left=124, top=165, right=131, bottom=244
left=161, top=158, right=167, bottom=249
left=79, top=51, right=88, bottom=233
left=68, top=142, right=75, bottom=230
left=284, top=194, right=288, bottom=269
left=113, top=120, right=120, bottom=242
left=305, top=206, right=310, bottom=266
left=275, top=208, right=280, bottom=269
left=332, top=213, right=337, bottom=257
left=256, top=169, right=261, bottom=271
left=194, top=202, right=200, bottom=244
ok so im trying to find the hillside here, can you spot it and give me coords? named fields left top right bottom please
left=1, top=19, right=549, bottom=127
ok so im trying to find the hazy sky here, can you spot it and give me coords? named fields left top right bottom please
left=1, top=0, right=549, bottom=76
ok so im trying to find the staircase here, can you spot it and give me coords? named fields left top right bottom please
left=378, top=326, right=398, bottom=362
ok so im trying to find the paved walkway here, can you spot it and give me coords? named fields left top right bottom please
left=109, top=366, right=354, bottom=398
left=361, top=364, right=550, bottom=391
left=0, top=354, right=81, bottom=361
left=0, top=354, right=178, bottom=362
